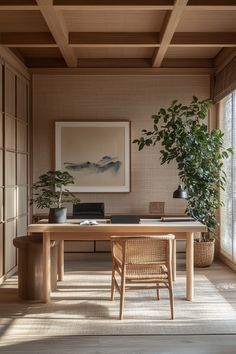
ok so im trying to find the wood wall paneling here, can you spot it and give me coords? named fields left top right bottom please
left=17, top=78, right=27, bottom=121
left=17, top=153, right=27, bottom=185
left=0, top=64, right=2, bottom=113
left=17, top=121, right=27, bottom=153
left=0, top=114, right=3, bottom=148
left=0, top=188, right=3, bottom=222
left=4, top=67, right=16, bottom=117
left=17, top=215, right=27, bottom=237
left=1, top=62, right=30, bottom=277
left=0, top=149, right=3, bottom=186
left=4, top=219, right=16, bottom=273
left=0, top=224, right=3, bottom=277
left=5, top=115, right=16, bottom=151
left=5, top=151, right=16, bottom=187
left=17, top=186, right=27, bottom=216
left=5, top=187, right=17, bottom=220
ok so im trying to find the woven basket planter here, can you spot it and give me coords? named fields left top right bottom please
left=194, top=240, right=215, bottom=267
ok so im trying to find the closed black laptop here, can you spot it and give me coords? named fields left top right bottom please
left=110, top=215, right=140, bottom=224
left=73, top=203, right=104, bottom=219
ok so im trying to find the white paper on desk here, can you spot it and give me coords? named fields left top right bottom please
left=79, top=220, right=98, bottom=225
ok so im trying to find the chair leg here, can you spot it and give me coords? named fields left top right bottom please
left=169, top=282, right=174, bottom=320
left=156, top=285, right=160, bottom=300
left=111, top=261, right=115, bottom=301
left=172, top=239, right=176, bottom=282
left=119, top=267, right=126, bottom=320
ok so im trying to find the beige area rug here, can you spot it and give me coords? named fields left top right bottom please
left=1, top=265, right=236, bottom=337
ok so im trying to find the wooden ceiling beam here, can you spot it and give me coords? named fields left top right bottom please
left=214, top=48, right=236, bottom=73
left=0, top=0, right=38, bottom=10
left=25, top=57, right=213, bottom=68
left=53, top=0, right=174, bottom=10
left=186, top=0, right=236, bottom=10
left=152, top=0, right=189, bottom=67
left=69, top=32, right=160, bottom=47
left=29, top=67, right=214, bottom=75
left=36, top=0, right=77, bottom=67
left=162, top=58, right=214, bottom=68
left=0, top=32, right=56, bottom=47
left=2, top=32, right=235, bottom=47
left=0, top=0, right=235, bottom=10
left=25, top=57, right=67, bottom=67
left=171, top=32, right=236, bottom=47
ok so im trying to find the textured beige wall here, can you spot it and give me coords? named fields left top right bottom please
left=32, top=74, right=210, bottom=215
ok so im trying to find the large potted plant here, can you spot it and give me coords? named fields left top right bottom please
left=31, top=170, right=80, bottom=223
left=133, top=96, right=233, bottom=267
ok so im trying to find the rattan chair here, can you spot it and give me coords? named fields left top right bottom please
left=111, top=235, right=175, bottom=320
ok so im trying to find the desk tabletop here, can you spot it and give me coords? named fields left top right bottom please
left=28, top=219, right=207, bottom=233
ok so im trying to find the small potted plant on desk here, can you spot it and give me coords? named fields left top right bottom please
left=133, top=96, right=233, bottom=267
left=31, top=170, right=80, bottom=223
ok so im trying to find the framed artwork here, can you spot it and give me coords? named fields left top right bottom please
left=55, top=121, right=130, bottom=192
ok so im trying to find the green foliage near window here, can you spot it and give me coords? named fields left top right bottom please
left=133, top=97, right=233, bottom=240
left=31, top=170, right=80, bottom=209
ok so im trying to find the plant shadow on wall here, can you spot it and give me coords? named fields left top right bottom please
left=133, top=96, right=233, bottom=267
left=31, top=170, right=80, bottom=223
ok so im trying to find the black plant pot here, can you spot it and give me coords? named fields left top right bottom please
left=49, top=207, right=67, bottom=223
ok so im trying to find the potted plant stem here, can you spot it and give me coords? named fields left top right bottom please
left=31, top=170, right=80, bottom=223
left=133, top=96, right=233, bottom=266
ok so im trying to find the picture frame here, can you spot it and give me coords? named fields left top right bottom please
left=55, top=121, right=130, bottom=192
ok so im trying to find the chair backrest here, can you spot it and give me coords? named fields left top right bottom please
left=110, top=215, right=140, bottom=224
left=111, top=235, right=175, bottom=265
left=73, top=203, right=105, bottom=219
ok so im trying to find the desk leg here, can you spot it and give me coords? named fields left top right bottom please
left=57, top=240, right=64, bottom=281
left=43, top=232, right=51, bottom=303
left=172, top=239, right=176, bottom=282
left=186, top=232, right=194, bottom=301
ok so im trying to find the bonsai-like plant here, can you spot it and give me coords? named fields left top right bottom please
left=133, top=96, right=233, bottom=241
left=31, top=170, right=80, bottom=209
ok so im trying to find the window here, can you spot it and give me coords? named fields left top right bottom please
left=219, top=91, right=236, bottom=262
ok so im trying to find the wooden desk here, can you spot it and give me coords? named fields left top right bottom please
left=28, top=220, right=206, bottom=303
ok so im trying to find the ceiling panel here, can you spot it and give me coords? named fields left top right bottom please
left=13, top=47, right=62, bottom=58
left=63, top=10, right=166, bottom=32
left=166, top=47, right=222, bottom=59
left=75, top=47, right=154, bottom=58
left=177, top=10, right=236, bottom=32
left=0, top=10, right=49, bottom=32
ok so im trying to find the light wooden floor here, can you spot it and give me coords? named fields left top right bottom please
left=0, top=256, right=236, bottom=354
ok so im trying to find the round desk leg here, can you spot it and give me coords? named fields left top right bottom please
left=43, top=232, right=51, bottom=303
left=186, top=232, right=194, bottom=301
left=58, top=240, right=64, bottom=281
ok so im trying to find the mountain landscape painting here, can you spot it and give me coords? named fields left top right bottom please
left=55, top=121, right=130, bottom=192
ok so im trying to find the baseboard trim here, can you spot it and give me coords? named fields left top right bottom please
left=0, top=265, right=18, bottom=284
left=218, top=253, right=236, bottom=272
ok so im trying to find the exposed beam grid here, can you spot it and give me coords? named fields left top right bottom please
left=1, top=32, right=236, bottom=47
left=53, top=0, right=174, bottom=10
left=0, top=0, right=235, bottom=10
left=0, top=32, right=57, bottom=47
left=152, top=0, right=189, bottom=67
left=36, top=0, right=77, bottom=67
left=186, top=0, right=236, bottom=10
left=69, top=32, right=160, bottom=47
left=170, top=32, right=236, bottom=47
left=29, top=67, right=214, bottom=75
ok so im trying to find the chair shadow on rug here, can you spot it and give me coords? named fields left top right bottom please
left=111, top=235, right=175, bottom=320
